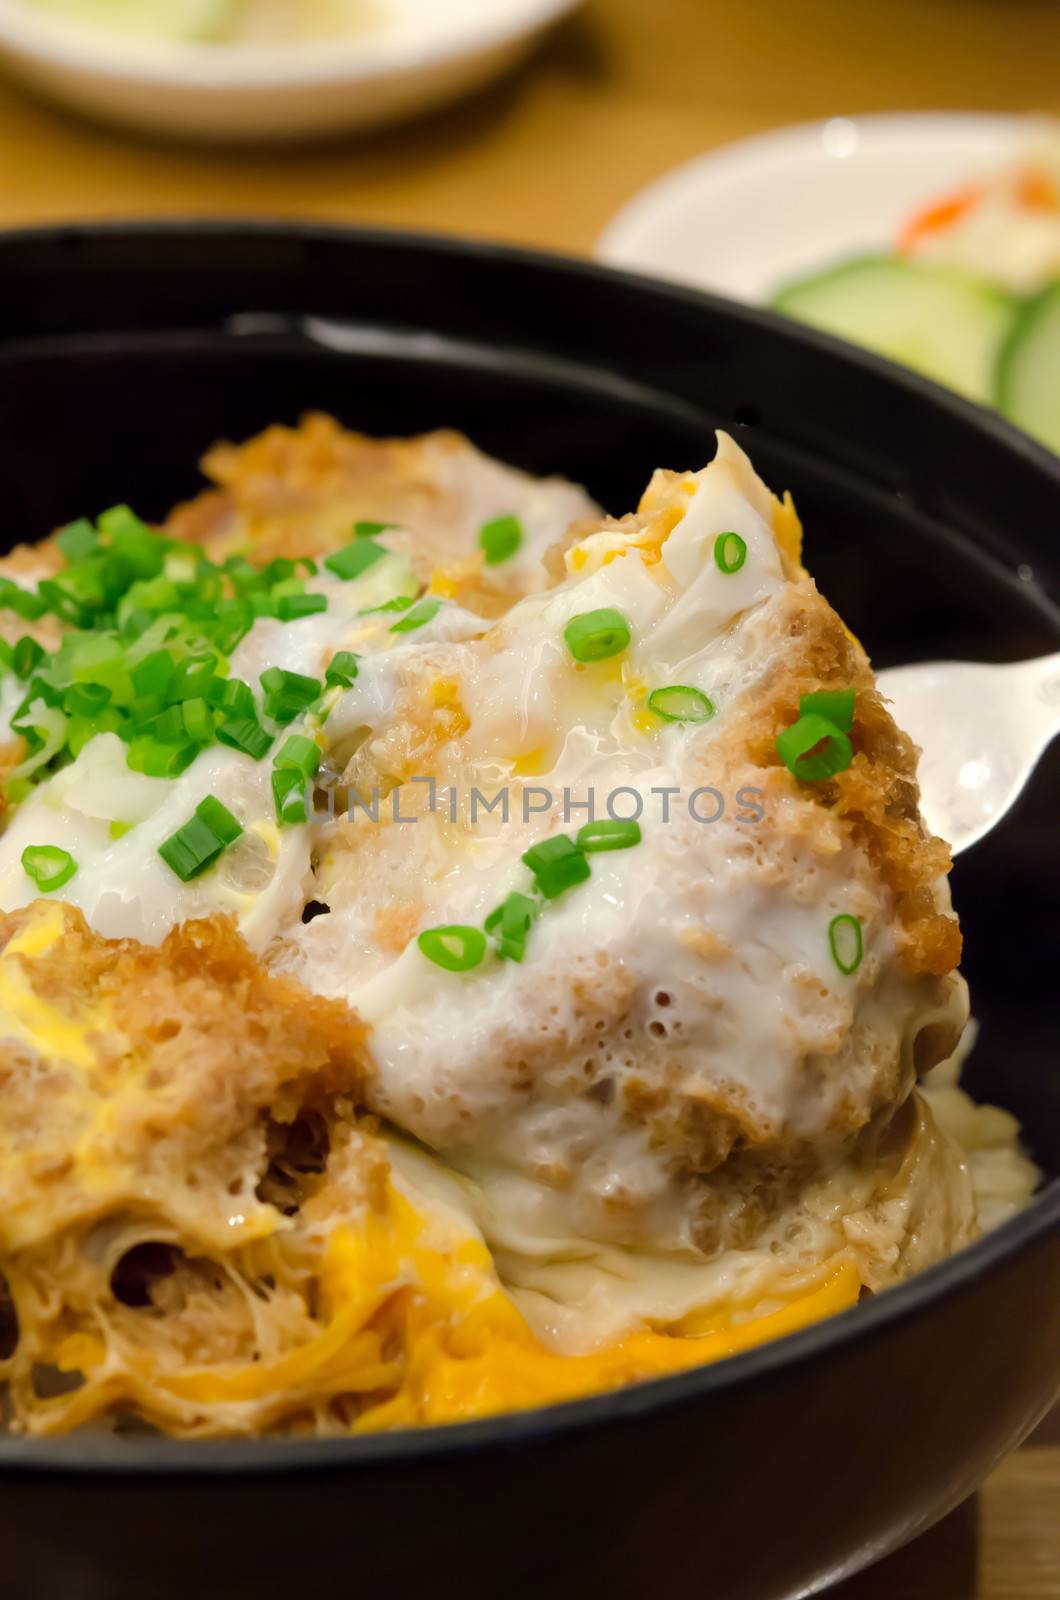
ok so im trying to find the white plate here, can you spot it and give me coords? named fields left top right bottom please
left=0, top=0, right=580, bottom=142
left=597, top=113, right=1031, bottom=304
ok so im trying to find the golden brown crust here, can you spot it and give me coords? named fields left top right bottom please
left=0, top=905, right=369, bottom=1254
left=731, top=581, right=962, bottom=978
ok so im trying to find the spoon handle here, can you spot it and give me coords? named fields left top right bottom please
left=1021, top=650, right=1060, bottom=739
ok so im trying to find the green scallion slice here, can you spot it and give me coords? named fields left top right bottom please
left=276, top=592, right=327, bottom=622
left=354, top=521, right=392, bottom=538
left=800, top=687, right=855, bottom=733
left=274, top=734, right=320, bottom=780
left=216, top=716, right=273, bottom=762
left=260, top=667, right=321, bottom=725
left=828, top=914, right=864, bottom=976
left=167, top=654, right=218, bottom=704
left=98, top=506, right=164, bottom=580
left=127, top=736, right=200, bottom=779
left=149, top=705, right=186, bottom=745
left=775, top=713, right=853, bottom=783
left=417, top=925, right=487, bottom=973
left=12, top=637, right=45, bottom=680
left=56, top=519, right=101, bottom=563
left=390, top=599, right=441, bottom=634
left=647, top=685, right=715, bottom=724
left=21, top=844, right=77, bottom=893
left=521, top=834, right=591, bottom=899
left=563, top=608, right=631, bottom=664
left=714, top=531, right=747, bottom=574
left=484, top=890, right=538, bottom=962
left=577, top=819, right=641, bottom=853
left=325, top=651, right=359, bottom=689
left=131, top=650, right=176, bottom=699
left=0, top=580, right=47, bottom=622
left=158, top=796, right=242, bottom=882
left=216, top=678, right=255, bottom=719
left=479, top=514, right=523, bottom=566
left=181, top=697, right=213, bottom=744
left=272, top=767, right=308, bottom=827
left=63, top=682, right=112, bottom=718
left=324, top=538, right=387, bottom=583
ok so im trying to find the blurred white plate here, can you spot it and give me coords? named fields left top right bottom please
left=0, top=0, right=580, bottom=142
left=597, top=113, right=1031, bottom=303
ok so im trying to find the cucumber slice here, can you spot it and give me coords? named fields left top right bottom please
left=27, top=0, right=235, bottom=42
left=995, top=281, right=1060, bottom=455
left=772, top=257, right=1017, bottom=405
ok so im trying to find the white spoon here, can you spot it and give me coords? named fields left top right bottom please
left=876, top=652, right=1060, bottom=855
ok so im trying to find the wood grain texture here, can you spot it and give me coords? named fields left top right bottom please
left=0, top=0, right=1055, bottom=1593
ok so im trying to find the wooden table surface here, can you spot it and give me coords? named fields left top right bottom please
left=0, top=0, right=1057, bottom=1593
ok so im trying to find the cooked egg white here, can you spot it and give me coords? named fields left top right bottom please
left=274, top=433, right=968, bottom=1292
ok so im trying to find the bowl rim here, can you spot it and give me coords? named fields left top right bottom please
left=0, top=216, right=1055, bottom=1478
left=0, top=0, right=580, bottom=88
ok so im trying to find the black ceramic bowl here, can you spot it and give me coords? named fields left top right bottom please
left=0, top=224, right=1056, bottom=1600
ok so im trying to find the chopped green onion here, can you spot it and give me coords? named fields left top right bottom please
left=119, top=576, right=180, bottom=622
left=12, top=637, right=45, bottom=680
left=215, top=678, right=255, bottom=719
left=0, top=580, right=47, bottom=621
left=272, top=767, right=308, bottom=827
left=39, top=565, right=108, bottom=625
left=129, top=694, right=167, bottom=729
left=829, top=914, right=864, bottom=976
left=325, top=651, right=359, bottom=689
left=390, top=599, right=441, bottom=634
left=484, top=891, right=538, bottom=962
left=181, top=697, right=213, bottom=744
left=324, top=538, right=386, bottom=582
left=216, top=716, right=273, bottom=761
left=197, top=794, right=243, bottom=845
left=163, top=548, right=201, bottom=585
left=167, top=654, right=218, bottom=704
left=274, top=734, right=320, bottom=779
left=209, top=599, right=254, bottom=654
left=260, top=667, right=321, bottom=725
left=276, top=592, right=327, bottom=621
left=362, top=595, right=414, bottom=616
left=714, top=531, right=747, bottom=574
left=21, top=844, right=77, bottom=893
left=68, top=707, right=123, bottom=756
left=647, top=685, right=715, bottom=724
left=564, top=608, right=631, bottom=664
left=479, top=514, right=522, bottom=566
left=225, top=557, right=266, bottom=595
left=98, top=506, right=164, bottom=580
left=522, top=834, right=591, bottom=899
left=62, top=682, right=111, bottom=718
left=149, top=705, right=185, bottom=744
left=0, top=638, right=12, bottom=674
left=354, top=521, right=392, bottom=538
left=108, top=820, right=133, bottom=841
left=417, top=925, right=487, bottom=973
left=131, top=650, right=175, bottom=699
left=776, top=713, right=853, bottom=783
left=800, top=687, right=855, bottom=733
left=158, top=796, right=242, bottom=882
left=127, top=736, right=199, bottom=778
left=57, top=519, right=100, bottom=563
left=577, top=819, right=641, bottom=853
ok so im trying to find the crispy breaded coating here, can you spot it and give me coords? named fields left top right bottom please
left=0, top=903, right=369, bottom=1253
